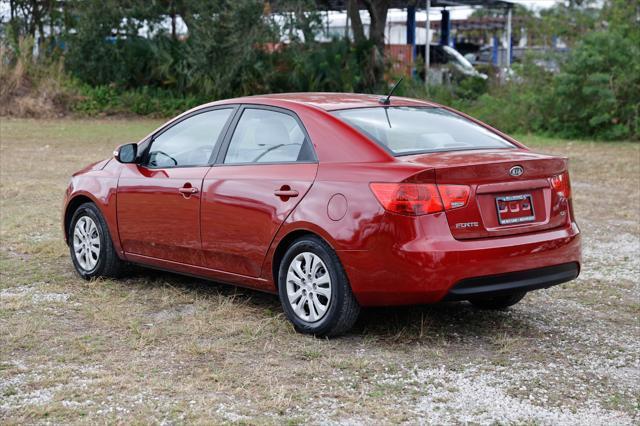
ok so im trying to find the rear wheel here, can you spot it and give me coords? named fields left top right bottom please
left=278, top=236, right=360, bottom=337
left=469, top=291, right=526, bottom=310
left=68, top=202, right=125, bottom=279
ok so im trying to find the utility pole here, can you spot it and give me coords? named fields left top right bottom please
left=425, top=0, right=430, bottom=88
left=506, top=5, right=512, bottom=70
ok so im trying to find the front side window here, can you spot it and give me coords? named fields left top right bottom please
left=146, top=108, right=232, bottom=168
left=224, top=108, right=314, bottom=164
left=332, top=107, right=515, bottom=155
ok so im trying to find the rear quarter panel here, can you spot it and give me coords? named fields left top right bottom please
left=260, top=162, right=425, bottom=290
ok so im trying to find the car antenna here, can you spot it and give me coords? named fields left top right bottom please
left=379, top=77, right=403, bottom=106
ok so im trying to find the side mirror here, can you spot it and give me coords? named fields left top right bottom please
left=114, top=143, right=138, bottom=163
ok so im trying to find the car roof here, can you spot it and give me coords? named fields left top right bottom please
left=212, top=92, right=438, bottom=111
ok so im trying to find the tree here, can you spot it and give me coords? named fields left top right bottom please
left=347, top=0, right=391, bottom=89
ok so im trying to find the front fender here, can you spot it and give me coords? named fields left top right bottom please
left=62, top=160, right=122, bottom=255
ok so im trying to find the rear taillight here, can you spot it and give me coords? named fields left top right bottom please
left=438, top=185, right=471, bottom=210
left=550, top=172, right=571, bottom=199
left=370, top=183, right=470, bottom=216
left=370, top=183, right=443, bottom=215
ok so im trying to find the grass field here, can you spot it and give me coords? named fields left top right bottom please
left=1, top=118, right=639, bottom=424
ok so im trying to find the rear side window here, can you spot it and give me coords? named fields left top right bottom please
left=224, top=108, right=314, bottom=164
left=332, top=107, right=515, bottom=155
left=146, top=108, right=232, bottom=168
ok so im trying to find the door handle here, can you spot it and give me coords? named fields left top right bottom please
left=179, top=186, right=199, bottom=195
left=274, top=186, right=299, bottom=198
left=274, top=189, right=299, bottom=197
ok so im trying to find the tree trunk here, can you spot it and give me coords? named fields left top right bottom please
left=363, top=0, right=389, bottom=52
left=347, top=0, right=365, bottom=44
left=362, top=0, right=391, bottom=88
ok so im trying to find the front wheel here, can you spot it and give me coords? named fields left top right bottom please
left=278, top=236, right=360, bottom=337
left=68, top=202, right=125, bottom=279
left=469, top=291, right=526, bottom=310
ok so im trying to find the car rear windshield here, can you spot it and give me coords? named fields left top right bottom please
left=332, top=107, right=515, bottom=155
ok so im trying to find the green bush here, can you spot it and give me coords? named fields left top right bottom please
left=72, top=85, right=201, bottom=117
left=547, top=30, right=639, bottom=140
left=269, top=38, right=376, bottom=93
left=404, top=27, right=639, bottom=141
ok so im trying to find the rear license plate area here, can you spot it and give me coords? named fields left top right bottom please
left=496, top=194, right=535, bottom=225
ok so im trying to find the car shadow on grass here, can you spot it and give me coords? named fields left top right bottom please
left=353, top=303, right=541, bottom=342
left=122, top=266, right=541, bottom=343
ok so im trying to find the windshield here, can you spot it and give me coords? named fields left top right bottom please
left=332, top=107, right=515, bottom=155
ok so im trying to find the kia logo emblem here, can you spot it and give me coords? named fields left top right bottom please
left=509, top=165, right=524, bottom=177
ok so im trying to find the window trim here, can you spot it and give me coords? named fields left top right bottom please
left=214, top=104, right=318, bottom=167
left=140, top=104, right=240, bottom=169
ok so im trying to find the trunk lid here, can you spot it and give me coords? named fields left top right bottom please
left=402, top=149, right=571, bottom=239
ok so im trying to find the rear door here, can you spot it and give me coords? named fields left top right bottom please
left=117, top=107, right=235, bottom=264
left=201, top=106, right=317, bottom=277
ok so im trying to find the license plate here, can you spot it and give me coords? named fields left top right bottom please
left=496, top=194, right=535, bottom=225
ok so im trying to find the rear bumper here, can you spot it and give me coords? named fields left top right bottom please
left=340, top=213, right=581, bottom=307
left=442, top=262, right=580, bottom=301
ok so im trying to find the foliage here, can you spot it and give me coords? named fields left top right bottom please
left=72, top=85, right=200, bottom=117
left=547, top=30, right=639, bottom=140
left=270, top=38, right=376, bottom=93
left=0, top=0, right=638, bottom=140
left=536, top=0, right=602, bottom=45
left=0, top=36, right=77, bottom=117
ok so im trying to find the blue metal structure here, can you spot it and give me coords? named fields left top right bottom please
left=406, top=5, right=416, bottom=60
left=440, top=9, right=450, bottom=46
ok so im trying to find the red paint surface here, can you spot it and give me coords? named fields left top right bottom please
left=63, top=93, right=581, bottom=306
left=201, top=163, right=317, bottom=280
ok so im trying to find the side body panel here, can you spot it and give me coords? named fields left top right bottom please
left=116, top=164, right=210, bottom=265
left=201, top=163, right=317, bottom=280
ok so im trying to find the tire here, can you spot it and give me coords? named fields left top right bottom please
left=68, top=202, right=125, bottom=280
left=469, top=291, right=526, bottom=310
left=278, top=236, right=360, bottom=337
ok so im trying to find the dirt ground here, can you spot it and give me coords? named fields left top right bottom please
left=1, top=118, right=638, bottom=425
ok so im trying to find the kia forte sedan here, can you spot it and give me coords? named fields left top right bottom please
left=63, top=93, right=581, bottom=336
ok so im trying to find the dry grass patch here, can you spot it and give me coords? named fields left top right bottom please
left=0, top=40, right=76, bottom=118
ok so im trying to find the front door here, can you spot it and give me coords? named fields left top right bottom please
left=201, top=106, right=318, bottom=277
left=117, top=107, right=235, bottom=265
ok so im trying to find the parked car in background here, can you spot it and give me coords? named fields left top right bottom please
left=416, top=44, right=488, bottom=81
left=63, top=93, right=581, bottom=336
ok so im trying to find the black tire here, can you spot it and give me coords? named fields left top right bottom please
left=278, top=236, right=360, bottom=337
left=68, top=202, right=125, bottom=280
left=469, top=291, right=526, bottom=310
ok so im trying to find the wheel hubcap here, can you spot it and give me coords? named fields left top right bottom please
left=73, top=216, right=100, bottom=271
left=286, top=252, right=332, bottom=323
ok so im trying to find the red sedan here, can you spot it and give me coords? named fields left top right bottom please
left=63, top=93, right=581, bottom=336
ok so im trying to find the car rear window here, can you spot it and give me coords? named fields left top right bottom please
left=332, top=107, right=515, bottom=155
